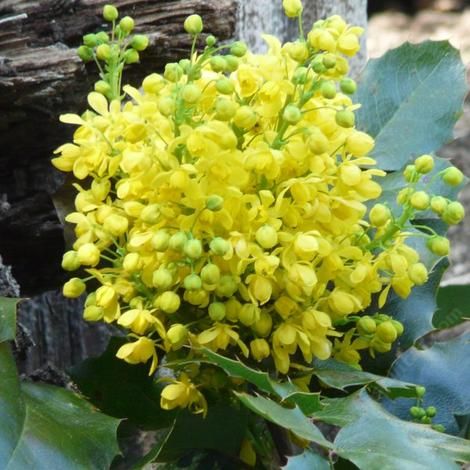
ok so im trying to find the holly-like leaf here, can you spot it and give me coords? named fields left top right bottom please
left=356, top=41, right=467, bottom=171
left=201, top=348, right=298, bottom=397
left=0, top=343, right=120, bottom=469
left=318, top=389, right=470, bottom=469
left=312, top=358, right=418, bottom=399
left=387, top=330, right=470, bottom=435
left=0, top=296, right=22, bottom=342
left=236, top=393, right=332, bottom=449
left=434, top=285, right=470, bottom=329
left=282, top=449, right=329, bottom=470
left=70, top=337, right=175, bottom=429
left=157, top=403, right=249, bottom=463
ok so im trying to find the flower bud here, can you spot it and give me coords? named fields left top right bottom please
left=167, top=324, right=188, bottom=349
left=409, top=263, right=428, bottom=285
left=375, top=321, right=398, bottom=343
left=442, top=167, right=464, bottom=186
left=321, top=81, right=336, bottom=99
left=83, top=34, right=98, bottom=47
left=77, top=243, right=100, bottom=266
left=404, top=164, right=416, bottom=182
left=103, top=4, right=118, bottom=22
left=158, top=96, right=175, bottom=116
left=322, top=53, right=336, bottom=69
left=283, top=104, right=302, bottom=124
left=345, top=131, right=374, bottom=156
left=164, top=63, right=183, bottom=82
left=252, top=311, right=273, bottom=337
left=287, top=42, right=308, bottom=62
left=119, top=16, right=135, bottom=34
left=308, top=129, right=329, bottom=154
left=210, top=237, right=230, bottom=256
left=239, top=303, right=260, bottom=326
left=104, top=213, right=128, bottom=236
left=416, top=385, right=426, bottom=398
left=206, top=35, right=217, bottom=47
left=250, top=339, right=270, bottom=361
left=442, top=201, right=465, bottom=225
left=209, top=302, right=226, bottom=321
left=77, top=45, right=94, bottom=62
left=282, top=0, right=303, bottom=18
left=152, top=230, right=170, bottom=251
left=294, top=234, right=318, bottom=260
left=410, top=406, right=426, bottom=419
left=142, top=73, right=164, bottom=94
left=397, top=187, right=413, bottom=205
left=224, top=298, right=241, bottom=322
left=184, top=14, right=203, bottom=35
left=410, top=191, right=430, bottom=210
left=83, top=305, right=104, bottom=322
left=184, top=239, right=203, bottom=259
left=234, top=106, right=257, bottom=129
left=335, top=110, right=355, bottom=128
left=62, top=251, right=80, bottom=271
left=206, top=195, right=224, bottom=211
left=340, top=78, right=357, bottom=95
left=391, top=320, right=404, bottom=336
left=63, top=278, right=86, bottom=298
left=124, top=49, right=139, bottom=64
left=216, top=78, right=235, bottom=95
left=140, top=204, right=160, bottom=225
left=96, top=44, right=111, bottom=61
left=430, top=196, right=448, bottom=215
left=156, top=291, right=180, bottom=314
left=216, top=275, right=238, bottom=297
left=152, top=267, right=173, bottom=289
left=427, top=236, right=450, bottom=256
left=292, top=67, right=308, bottom=85
left=357, top=316, right=376, bottom=335
left=169, top=231, right=188, bottom=252
left=215, top=98, right=237, bottom=120
left=94, top=80, right=111, bottom=95
left=96, top=31, right=110, bottom=44
left=426, top=406, right=437, bottom=418
left=369, top=204, right=391, bottom=227
left=123, top=253, right=140, bottom=272
left=131, top=34, right=149, bottom=51
left=230, top=41, right=248, bottom=57
left=224, top=55, right=239, bottom=72
left=201, top=263, right=221, bottom=285
left=182, top=84, right=202, bottom=103
left=414, top=154, right=434, bottom=174
left=370, top=337, right=392, bottom=353
left=184, top=273, right=202, bottom=290
left=210, top=56, right=227, bottom=72
left=255, top=225, right=278, bottom=249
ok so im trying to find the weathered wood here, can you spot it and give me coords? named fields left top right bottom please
left=237, top=0, right=368, bottom=76
left=0, top=0, right=237, bottom=294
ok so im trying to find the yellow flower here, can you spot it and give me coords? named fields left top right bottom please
left=116, top=337, right=158, bottom=375
left=160, top=374, right=207, bottom=416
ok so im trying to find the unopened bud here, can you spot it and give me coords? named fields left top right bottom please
left=369, top=204, right=391, bottom=227
left=103, top=4, right=118, bottom=22
left=184, top=14, right=203, bottom=35
left=206, top=195, right=224, bottom=211
left=131, top=34, right=149, bottom=51
left=209, top=302, right=226, bottom=321
left=255, top=225, right=278, bottom=249
left=409, top=263, right=428, bottom=285
left=442, top=167, right=464, bottom=186
left=340, top=78, right=357, bottom=95
left=414, top=154, right=434, bottom=174
left=427, top=236, right=450, bottom=256
left=62, top=251, right=80, bottom=271
left=410, top=191, right=430, bottom=210
left=63, top=278, right=86, bottom=298
left=119, top=16, right=135, bottom=34
left=335, top=110, right=355, bottom=128
left=283, top=104, right=302, bottom=124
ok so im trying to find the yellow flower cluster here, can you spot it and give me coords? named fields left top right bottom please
left=53, top=7, right=458, bottom=415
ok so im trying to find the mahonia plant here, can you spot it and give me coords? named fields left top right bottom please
left=53, top=1, right=465, bottom=416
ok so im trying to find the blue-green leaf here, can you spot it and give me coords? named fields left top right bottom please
left=357, top=41, right=467, bottom=171
left=282, top=449, right=329, bottom=469
left=388, top=330, right=470, bottom=435
left=434, top=285, right=470, bottom=328
left=0, top=296, right=22, bottom=342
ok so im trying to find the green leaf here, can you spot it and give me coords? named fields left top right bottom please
left=356, top=41, right=467, bottom=171
left=319, top=389, right=470, bottom=469
left=282, top=449, right=330, bottom=470
left=388, top=330, right=470, bottom=435
left=0, top=343, right=120, bottom=469
left=280, top=391, right=323, bottom=416
left=312, top=359, right=418, bottom=399
left=70, top=337, right=175, bottom=429
left=201, top=348, right=297, bottom=398
left=157, top=403, right=249, bottom=462
left=235, top=393, right=332, bottom=449
left=434, top=285, right=470, bottom=328
left=0, top=296, right=22, bottom=342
